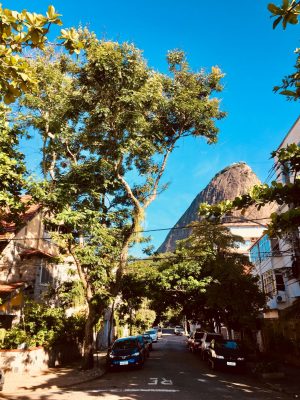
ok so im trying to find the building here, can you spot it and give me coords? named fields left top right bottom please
left=0, top=196, right=75, bottom=326
left=248, top=117, right=300, bottom=362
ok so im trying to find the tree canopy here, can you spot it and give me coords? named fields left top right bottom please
left=125, top=222, right=265, bottom=332
left=0, top=4, right=83, bottom=104
left=268, top=1, right=300, bottom=99
left=16, top=34, right=225, bottom=368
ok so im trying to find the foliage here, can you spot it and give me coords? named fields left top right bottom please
left=126, top=222, right=265, bottom=331
left=0, top=301, right=85, bottom=349
left=0, top=104, right=27, bottom=228
left=18, top=35, right=225, bottom=368
left=268, top=1, right=300, bottom=99
left=0, top=4, right=84, bottom=104
left=199, top=144, right=300, bottom=237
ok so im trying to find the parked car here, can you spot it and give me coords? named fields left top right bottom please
left=136, top=334, right=150, bottom=357
left=200, top=332, right=223, bottom=360
left=145, top=328, right=158, bottom=342
left=142, top=333, right=153, bottom=350
left=188, top=331, right=205, bottom=353
left=106, top=336, right=146, bottom=370
left=153, top=326, right=162, bottom=338
left=207, top=339, right=246, bottom=370
left=174, top=326, right=184, bottom=335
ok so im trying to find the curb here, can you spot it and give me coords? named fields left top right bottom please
left=264, top=382, right=299, bottom=398
left=61, top=366, right=107, bottom=388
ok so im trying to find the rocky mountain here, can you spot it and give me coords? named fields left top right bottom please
left=157, top=162, right=275, bottom=253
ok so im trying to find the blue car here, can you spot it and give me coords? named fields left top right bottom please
left=106, top=336, right=146, bottom=370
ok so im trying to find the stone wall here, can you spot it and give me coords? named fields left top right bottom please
left=0, top=347, right=49, bottom=374
left=0, top=343, right=82, bottom=374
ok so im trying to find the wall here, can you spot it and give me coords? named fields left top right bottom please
left=0, top=343, right=82, bottom=374
left=0, top=347, right=49, bottom=374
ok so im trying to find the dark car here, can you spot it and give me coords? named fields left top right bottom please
left=142, top=333, right=153, bottom=351
left=188, top=331, right=205, bottom=353
left=106, top=336, right=146, bottom=370
left=200, top=332, right=223, bottom=360
left=207, top=339, right=246, bottom=370
left=136, top=334, right=150, bottom=357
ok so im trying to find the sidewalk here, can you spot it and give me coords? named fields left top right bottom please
left=247, top=361, right=300, bottom=398
left=0, top=351, right=107, bottom=398
left=261, top=363, right=300, bottom=398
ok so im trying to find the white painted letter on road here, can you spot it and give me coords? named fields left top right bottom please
left=148, top=378, right=158, bottom=385
left=161, top=378, right=173, bottom=385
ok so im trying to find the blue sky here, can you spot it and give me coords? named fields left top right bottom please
left=7, top=0, right=300, bottom=253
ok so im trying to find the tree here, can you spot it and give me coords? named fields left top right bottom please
left=19, top=36, right=225, bottom=368
left=0, top=4, right=83, bottom=104
left=268, top=1, right=300, bottom=99
left=0, top=104, right=27, bottom=227
left=145, top=222, right=265, bottom=333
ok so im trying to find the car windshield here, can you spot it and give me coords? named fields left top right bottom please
left=206, top=334, right=221, bottom=342
left=113, top=339, right=137, bottom=350
left=195, top=332, right=204, bottom=340
left=146, top=330, right=156, bottom=334
left=215, top=341, right=240, bottom=350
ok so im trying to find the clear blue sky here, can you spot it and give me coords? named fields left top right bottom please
left=7, top=0, right=300, bottom=254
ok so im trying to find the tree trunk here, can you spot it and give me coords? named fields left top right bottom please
left=82, top=302, right=97, bottom=370
left=107, top=301, right=115, bottom=347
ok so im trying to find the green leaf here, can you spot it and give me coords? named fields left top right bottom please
left=47, top=5, right=55, bottom=19
left=268, top=3, right=283, bottom=15
left=273, top=16, right=282, bottom=28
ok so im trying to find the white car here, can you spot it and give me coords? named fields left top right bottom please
left=145, top=329, right=158, bottom=342
left=174, top=326, right=184, bottom=335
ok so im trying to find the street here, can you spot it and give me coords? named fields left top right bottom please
left=4, top=333, right=291, bottom=400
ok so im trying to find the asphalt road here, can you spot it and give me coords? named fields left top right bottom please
left=11, top=334, right=291, bottom=400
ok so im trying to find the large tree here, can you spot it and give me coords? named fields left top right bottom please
left=20, top=35, right=225, bottom=368
left=126, top=221, right=265, bottom=334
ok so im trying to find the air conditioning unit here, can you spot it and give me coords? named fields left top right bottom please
left=276, top=292, right=287, bottom=303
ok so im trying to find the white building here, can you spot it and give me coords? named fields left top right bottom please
left=249, top=117, right=300, bottom=318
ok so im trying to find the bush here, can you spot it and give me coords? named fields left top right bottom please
left=0, top=301, right=85, bottom=350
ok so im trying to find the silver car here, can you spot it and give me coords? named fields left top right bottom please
left=145, top=329, right=158, bottom=342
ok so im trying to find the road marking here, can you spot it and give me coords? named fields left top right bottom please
left=88, top=388, right=180, bottom=393
left=148, top=378, right=158, bottom=385
left=197, top=378, right=207, bottom=383
left=161, top=378, right=173, bottom=385
left=148, top=377, right=173, bottom=385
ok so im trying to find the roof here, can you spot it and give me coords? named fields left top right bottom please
left=19, top=249, right=53, bottom=258
left=0, top=282, right=25, bottom=301
left=276, top=115, right=300, bottom=151
left=0, top=195, right=41, bottom=236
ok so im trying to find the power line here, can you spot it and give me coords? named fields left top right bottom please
left=0, top=215, right=271, bottom=242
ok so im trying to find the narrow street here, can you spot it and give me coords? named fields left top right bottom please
left=7, top=334, right=291, bottom=400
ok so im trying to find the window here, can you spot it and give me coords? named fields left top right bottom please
left=275, top=273, right=285, bottom=292
left=250, top=235, right=271, bottom=264
left=40, top=261, right=52, bottom=285
left=250, top=244, right=260, bottom=264
left=270, top=238, right=280, bottom=256
left=262, top=270, right=275, bottom=296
